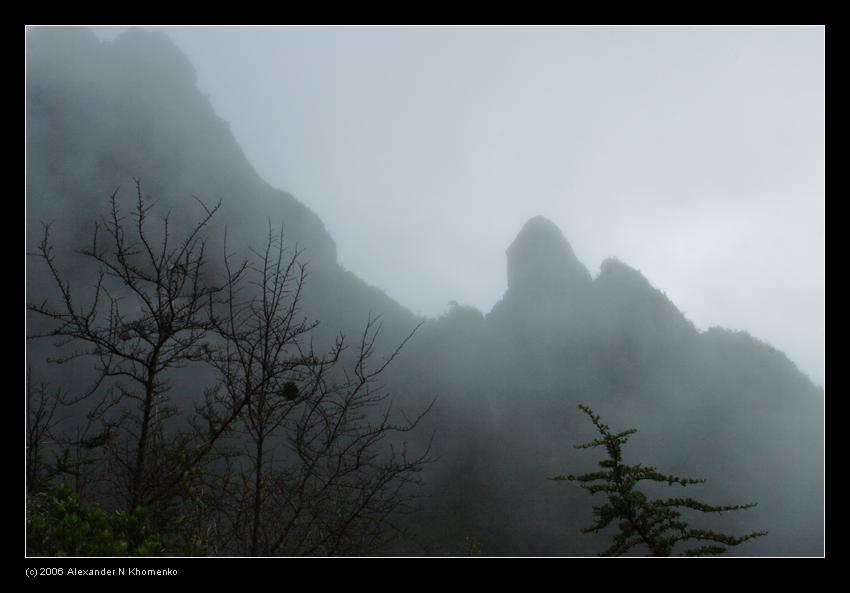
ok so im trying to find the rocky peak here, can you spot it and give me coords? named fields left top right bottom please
left=596, top=257, right=652, bottom=289
left=26, top=27, right=340, bottom=268
left=505, top=216, right=592, bottom=299
left=108, top=28, right=198, bottom=87
left=593, top=257, right=696, bottom=338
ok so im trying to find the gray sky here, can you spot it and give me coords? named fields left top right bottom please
left=89, top=26, right=824, bottom=387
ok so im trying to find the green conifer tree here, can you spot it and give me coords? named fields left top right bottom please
left=550, top=404, right=767, bottom=556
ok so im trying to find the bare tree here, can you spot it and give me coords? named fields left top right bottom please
left=27, top=184, right=434, bottom=556
left=26, top=369, right=64, bottom=493
left=262, top=317, right=434, bottom=556
left=205, top=225, right=434, bottom=556
left=26, top=372, right=106, bottom=500
left=27, top=180, right=247, bottom=512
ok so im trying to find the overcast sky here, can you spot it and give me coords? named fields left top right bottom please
left=89, top=26, right=825, bottom=387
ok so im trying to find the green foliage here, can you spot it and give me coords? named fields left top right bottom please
left=550, top=405, right=767, bottom=556
left=26, top=484, right=167, bottom=556
left=463, top=536, right=483, bottom=557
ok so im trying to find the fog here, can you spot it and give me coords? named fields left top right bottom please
left=26, top=26, right=824, bottom=558
left=90, top=25, right=825, bottom=388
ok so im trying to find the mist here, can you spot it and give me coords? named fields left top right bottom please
left=25, top=25, right=824, bottom=559
left=90, top=25, right=825, bottom=388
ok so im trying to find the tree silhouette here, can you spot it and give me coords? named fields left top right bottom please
left=27, top=183, right=433, bottom=555
left=550, top=404, right=767, bottom=556
left=202, top=224, right=434, bottom=556
left=27, top=180, right=245, bottom=512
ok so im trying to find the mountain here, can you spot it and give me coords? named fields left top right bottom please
left=392, top=216, right=823, bottom=555
left=25, top=27, right=418, bottom=351
left=25, top=27, right=824, bottom=556
left=498, top=215, right=592, bottom=310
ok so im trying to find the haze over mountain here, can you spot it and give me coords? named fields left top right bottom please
left=87, top=25, right=825, bottom=389
left=26, top=27, right=417, bottom=350
left=26, top=27, right=824, bottom=556
left=391, top=209, right=822, bottom=555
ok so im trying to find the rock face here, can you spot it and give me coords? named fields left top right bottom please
left=490, top=216, right=593, bottom=323
left=506, top=216, right=592, bottom=298
left=592, top=257, right=697, bottom=342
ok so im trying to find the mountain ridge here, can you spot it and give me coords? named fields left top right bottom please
left=26, top=27, right=819, bottom=391
left=25, top=27, right=823, bottom=556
